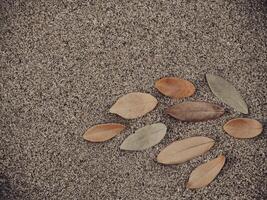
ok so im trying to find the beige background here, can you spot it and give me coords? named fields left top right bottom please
left=1, top=0, right=266, bottom=199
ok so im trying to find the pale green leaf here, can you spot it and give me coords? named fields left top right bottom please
left=120, top=123, right=167, bottom=151
left=206, top=74, right=248, bottom=114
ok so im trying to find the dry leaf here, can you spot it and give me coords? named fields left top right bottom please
left=120, top=123, right=167, bottom=151
left=83, top=123, right=125, bottom=142
left=166, top=102, right=224, bottom=122
left=206, top=74, right=248, bottom=114
left=110, top=92, right=158, bottom=119
left=223, top=118, right=263, bottom=138
left=157, top=136, right=214, bottom=164
left=155, top=77, right=195, bottom=99
left=186, top=155, right=226, bottom=189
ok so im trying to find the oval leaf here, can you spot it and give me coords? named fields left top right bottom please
left=206, top=74, right=248, bottom=114
left=166, top=102, right=224, bottom=122
left=155, top=77, right=195, bottom=99
left=110, top=92, right=158, bottom=119
left=223, top=118, right=263, bottom=138
left=187, top=155, right=226, bottom=189
left=83, top=123, right=125, bottom=142
left=157, top=136, right=215, bottom=164
left=120, top=123, right=167, bottom=151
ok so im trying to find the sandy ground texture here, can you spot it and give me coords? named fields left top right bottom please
left=1, top=0, right=267, bottom=199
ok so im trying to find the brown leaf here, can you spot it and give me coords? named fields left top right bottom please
left=186, top=155, right=226, bottom=189
left=83, top=123, right=125, bottom=142
left=157, top=136, right=215, bottom=165
left=223, top=118, right=263, bottom=138
left=110, top=92, right=158, bottom=119
left=155, top=77, right=195, bottom=99
left=166, top=101, right=224, bottom=122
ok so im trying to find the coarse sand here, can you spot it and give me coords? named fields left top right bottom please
left=1, top=0, right=266, bottom=199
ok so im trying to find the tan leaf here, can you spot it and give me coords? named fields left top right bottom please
left=166, top=102, right=224, bottom=122
left=186, top=155, right=226, bottom=189
left=157, top=136, right=215, bottom=165
left=223, top=118, right=263, bottom=138
left=83, top=123, right=125, bottom=142
left=110, top=92, right=158, bottom=119
left=155, top=77, right=195, bottom=99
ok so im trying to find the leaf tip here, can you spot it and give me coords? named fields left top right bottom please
left=119, top=138, right=128, bottom=150
left=186, top=181, right=193, bottom=189
left=241, top=107, right=249, bottom=114
left=165, top=107, right=171, bottom=113
left=109, top=104, right=116, bottom=113
left=119, top=144, right=126, bottom=150
left=205, top=73, right=214, bottom=82
left=205, top=73, right=211, bottom=78
left=218, top=154, right=226, bottom=161
left=156, top=152, right=169, bottom=164
left=209, top=139, right=215, bottom=146
left=83, top=129, right=92, bottom=142
left=82, top=133, right=88, bottom=140
left=156, top=156, right=166, bottom=164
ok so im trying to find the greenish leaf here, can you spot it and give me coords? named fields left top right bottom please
left=120, top=123, right=167, bottom=151
left=206, top=74, right=248, bottom=114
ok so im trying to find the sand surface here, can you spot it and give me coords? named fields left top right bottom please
left=1, top=0, right=266, bottom=199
